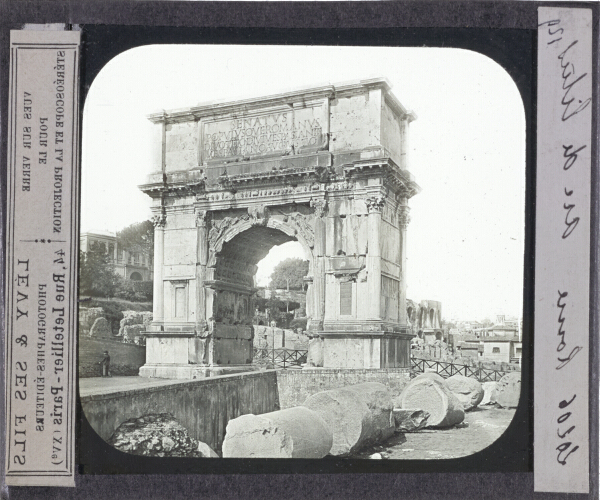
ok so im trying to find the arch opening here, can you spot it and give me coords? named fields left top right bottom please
left=212, top=225, right=311, bottom=330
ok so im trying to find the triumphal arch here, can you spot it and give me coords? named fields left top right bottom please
left=138, top=78, right=420, bottom=378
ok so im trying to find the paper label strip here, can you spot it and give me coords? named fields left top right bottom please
left=4, top=30, right=80, bottom=487
left=534, top=7, right=592, bottom=494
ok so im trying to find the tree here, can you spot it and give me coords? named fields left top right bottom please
left=269, top=258, right=309, bottom=290
left=79, top=242, right=121, bottom=297
left=254, top=294, right=300, bottom=328
left=116, top=220, right=154, bottom=258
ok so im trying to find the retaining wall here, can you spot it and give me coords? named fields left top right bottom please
left=276, top=368, right=411, bottom=408
left=81, top=367, right=411, bottom=452
left=80, top=370, right=279, bottom=452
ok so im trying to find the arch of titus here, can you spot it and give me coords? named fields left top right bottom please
left=138, top=78, right=420, bottom=379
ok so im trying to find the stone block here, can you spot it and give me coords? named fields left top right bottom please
left=213, top=324, right=253, bottom=340
left=306, top=337, right=324, bottom=367
left=494, top=372, right=521, bottom=408
left=445, top=374, right=484, bottom=411
left=303, top=382, right=395, bottom=456
left=392, top=408, right=430, bottom=432
left=212, top=337, right=253, bottom=365
left=222, top=407, right=332, bottom=458
left=89, top=317, right=112, bottom=339
left=322, top=337, right=381, bottom=369
left=145, top=337, right=189, bottom=365
left=480, top=381, right=497, bottom=405
left=397, top=374, right=464, bottom=428
left=122, top=324, right=145, bottom=343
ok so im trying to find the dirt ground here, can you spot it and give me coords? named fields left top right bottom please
left=354, top=404, right=516, bottom=460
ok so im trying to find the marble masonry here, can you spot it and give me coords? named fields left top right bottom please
left=138, top=78, right=420, bottom=378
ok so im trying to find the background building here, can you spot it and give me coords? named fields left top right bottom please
left=80, top=231, right=153, bottom=281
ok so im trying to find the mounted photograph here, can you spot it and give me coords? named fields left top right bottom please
left=78, top=45, right=526, bottom=461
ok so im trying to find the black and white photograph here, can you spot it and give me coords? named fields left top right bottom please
left=2, top=1, right=598, bottom=498
left=78, top=44, right=526, bottom=461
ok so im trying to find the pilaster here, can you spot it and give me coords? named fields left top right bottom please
left=366, top=195, right=385, bottom=321
left=195, top=210, right=209, bottom=332
left=398, top=204, right=411, bottom=326
left=150, top=212, right=166, bottom=328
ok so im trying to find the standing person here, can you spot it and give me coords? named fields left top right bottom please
left=99, top=350, right=111, bottom=377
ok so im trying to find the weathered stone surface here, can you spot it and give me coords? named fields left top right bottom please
left=494, top=372, right=521, bottom=408
left=392, top=408, right=430, bottom=432
left=303, top=382, right=395, bottom=456
left=89, top=317, right=113, bottom=338
left=480, top=381, right=498, bottom=405
left=445, top=374, right=484, bottom=411
left=121, top=324, right=145, bottom=343
left=397, top=374, right=464, bottom=428
left=222, top=406, right=332, bottom=458
left=79, top=307, right=105, bottom=335
left=197, top=441, right=219, bottom=458
left=119, top=311, right=152, bottom=336
left=306, top=337, right=324, bottom=367
left=141, top=80, right=419, bottom=376
left=107, top=413, right=208, bottom=457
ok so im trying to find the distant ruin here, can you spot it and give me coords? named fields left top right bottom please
left=407, top=299, right=444, bottom=342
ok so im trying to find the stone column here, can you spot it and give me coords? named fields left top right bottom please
left=310, top=199, right=327, bottom=332
left=366, top=196, right=385, bottom=320
left=398, top=204, right=410, bottom=326
left=151, top=213, right=166, bottom=328
left=195, top=210, right=209, bottom=332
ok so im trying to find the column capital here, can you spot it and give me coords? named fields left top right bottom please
left=151, top=213, right=166, bottom=228
left=195, top=209, right=209, bottom=228
left=365, top=195, right=386, bottom=213
left=310, top=198, right=328, bottom=218
left=398, top=205, right=411, bottom=229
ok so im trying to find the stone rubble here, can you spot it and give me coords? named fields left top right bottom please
left=392, top=408, right=430, bottom=432
left=107, top=413, right=218, bottom=458
left=118, top=311, right=152, bottom=337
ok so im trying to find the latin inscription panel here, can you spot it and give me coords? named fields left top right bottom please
left=201, top=103, right=327, bottom=162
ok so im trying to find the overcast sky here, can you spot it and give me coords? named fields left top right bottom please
left=81, top=45, right=525, bottom=321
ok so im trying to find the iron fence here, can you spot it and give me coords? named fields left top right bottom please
left=410, top=357, right=510, bottom=382
left=253, top=347, right=308, bottom=369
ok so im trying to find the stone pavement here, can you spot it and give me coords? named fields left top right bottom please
left=354, top=405, right=516, bottom=460
left=79, top=376, right=185, bottom=398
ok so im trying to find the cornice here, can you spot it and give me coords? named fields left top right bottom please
left=146, top=78, right=412, bottom=125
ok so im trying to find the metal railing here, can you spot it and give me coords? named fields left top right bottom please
left=410, top=357, right=511, bottom=382
left=253, top=347, right=308, bottom=369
